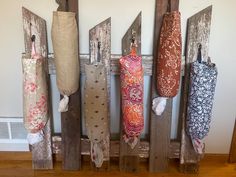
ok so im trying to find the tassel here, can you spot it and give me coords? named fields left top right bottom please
left=27, top=130, right=44, bottom=145
left=152, top=97, right=167, bottom=116
left=192, top=138, right=205, bottom=154
left=58, top=95, right=69, bottom=112
left=91, top=142, right=104, bottom=168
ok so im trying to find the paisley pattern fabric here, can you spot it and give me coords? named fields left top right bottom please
left=84, top=64, right=109, bottom=167
left=22, top=54, right=48, bottom=134
left=186, top=61, right=217, bottom=141
left=120, top=54, right=144, bottom=148
left=156, top=11, right=182, bottom=97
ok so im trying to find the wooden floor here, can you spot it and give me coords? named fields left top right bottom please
left=0, top=153, right=235, bottom=177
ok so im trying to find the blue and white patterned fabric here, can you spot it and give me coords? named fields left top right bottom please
left=186, top=60, right=217, bottom=153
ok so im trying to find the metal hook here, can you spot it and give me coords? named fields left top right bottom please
left=197, top=43, right=202, bottom=63
left=31, top=35, right=36, bottom=42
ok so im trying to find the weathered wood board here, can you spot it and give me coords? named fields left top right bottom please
left=52, top=136, right=181, bottom=159
left=149, top=0, right=179, bottom=172
left=119, top=12, right=142, bottom=173
left=55, top=0, right=81, bottom=170
left=22, top=7, right=53, bottom=169
left=88, top=18, right=111, bottom=170
left=229, top=118, right=236, bottom=163
left=179, top=5, right=212, bottom=173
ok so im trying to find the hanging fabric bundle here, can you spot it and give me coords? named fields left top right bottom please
left=120, top=44, right=144, bottom=149
left=51, top=11, right=79, bottom=112
left=84, top=64, right=109, bottom=168
left=153, top=11, right=182, bottom=116
left=22, top=35, right=48, bottom=145
left=186, top=44, right=218, bottom=154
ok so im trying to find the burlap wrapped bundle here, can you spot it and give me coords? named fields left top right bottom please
left=51, top=11, right=79, bottom=112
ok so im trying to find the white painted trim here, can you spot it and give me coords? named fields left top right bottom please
left=0, top=143, right=29, bottom=151
left=0, top=117, right=23, bottom=123
left=0, top=139, right=28, bottom=143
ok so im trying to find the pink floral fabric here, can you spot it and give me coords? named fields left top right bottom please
left=22, top=54, right=48, bottom=133
left=120, top=54, right=144, bottom=148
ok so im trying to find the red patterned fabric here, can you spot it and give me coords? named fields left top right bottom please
left=156, top=11, right=182, bottom=97
left=120, top=53, right=144, bottom=148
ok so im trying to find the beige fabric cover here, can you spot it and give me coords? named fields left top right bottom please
left=84, top=64, right=109, bottom=167
left=22, top=54, right=48, bottom=134
left=51, top=11, right=79, bottom=99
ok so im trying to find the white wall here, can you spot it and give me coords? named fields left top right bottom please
left=0, top=0, right=235, bottom=153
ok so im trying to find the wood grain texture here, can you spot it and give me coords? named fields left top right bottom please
left=149, top=0, right=179, bottom=172
left=52, top=136, right=180, bottom=159
left=119, top=12, right=142, bottom=173
left=229, top=118, right=236, bottom=163
left=0, top=154, right=233, bottom=177
left=179, top=6, right=212, bottom=174
left=55, top=0, right=81, bottom=170
left=88, top=18, right=111, bottom=170
left=22, top=7, right=53, bottom=170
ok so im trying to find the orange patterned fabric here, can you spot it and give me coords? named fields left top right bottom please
left=156, top=11, right=182, bottom=97
left=120, top=53, right=144, bottom=148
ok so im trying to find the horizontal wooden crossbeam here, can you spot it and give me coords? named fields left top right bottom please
left=52, top=136, right=180, bottom=159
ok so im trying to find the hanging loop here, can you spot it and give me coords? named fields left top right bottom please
left=130, top=29, right=138, bottom=55
left=197, top=43, right=202, bottom=63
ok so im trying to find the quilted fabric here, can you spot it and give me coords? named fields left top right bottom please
left=120, top=54, right=144, bottom=148
left=156, top=11, right=182, bottom=97
left=187, top=61, right=218, bottom=140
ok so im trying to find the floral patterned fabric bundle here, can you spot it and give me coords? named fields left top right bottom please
left=120, top=54, right=144, bottom=149
left=22, top=42, right=48, bottom=145
left=156, top=11, right=182, bottom=97
left=187, top=61, right=217, bottom=154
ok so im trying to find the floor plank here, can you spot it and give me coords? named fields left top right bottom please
left=0, top=154, right=235, bottom=177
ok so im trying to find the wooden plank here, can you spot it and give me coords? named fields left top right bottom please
left=119, top=12, right=142, bottom=173
left=179, top=6, right=212, bottom=173
left=55, top=0, right=81, bottom=170
left=88, top=18, right=111, bottom=170
left=229, top=118, right=236, bottom=163
left=22, top=7, right=53, bottom=170
left=149, top=0, right=179, bottom=172
left=52, top=136, right=180, bottom=159
left=48, top=54, right=186, bottom=76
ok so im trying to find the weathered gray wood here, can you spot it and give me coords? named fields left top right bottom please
left=119, top=12, right=142, bottom=173
left=22, top=7, right=53, bottom=169
left=55, top=0, right=81, bottom=170
left=179, top=5, right=212, bottom=174
left=88, top=18, right=111, bottom=170
left=229, top=118, right=236, bottom=163
left=48, top=54, right=186, bottom=76
left=149, top=0, right=179, bottom=172
left=52, top=136, right=180, bottom=159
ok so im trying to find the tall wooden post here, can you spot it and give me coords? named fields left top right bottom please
left=149, top=0, right=179, bottom=172
left=55, top=0, right=81, bottom=170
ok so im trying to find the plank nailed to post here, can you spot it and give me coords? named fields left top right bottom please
left=22, top=7, right=53, bottom=169
left=179, top=6, right=212, bottom=173
left=119, top=12, right=142, bottom=173
left=55, top=0, right=82, bottom=170
left=149, top=0, right=179, bottom=172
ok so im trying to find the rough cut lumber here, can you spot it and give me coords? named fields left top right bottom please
left=179, top=5, right=212, bottom=174
left=55, top=0, right=81, bottom=170
left=22, top=7, right=53, bottom=170
left=149, top=0, right=179, bottom=172
left=119, top=12, right=142, bottom=173
left=88, top=17, right=111, bottom=171
left=229, top=118, right=236, bottom=163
